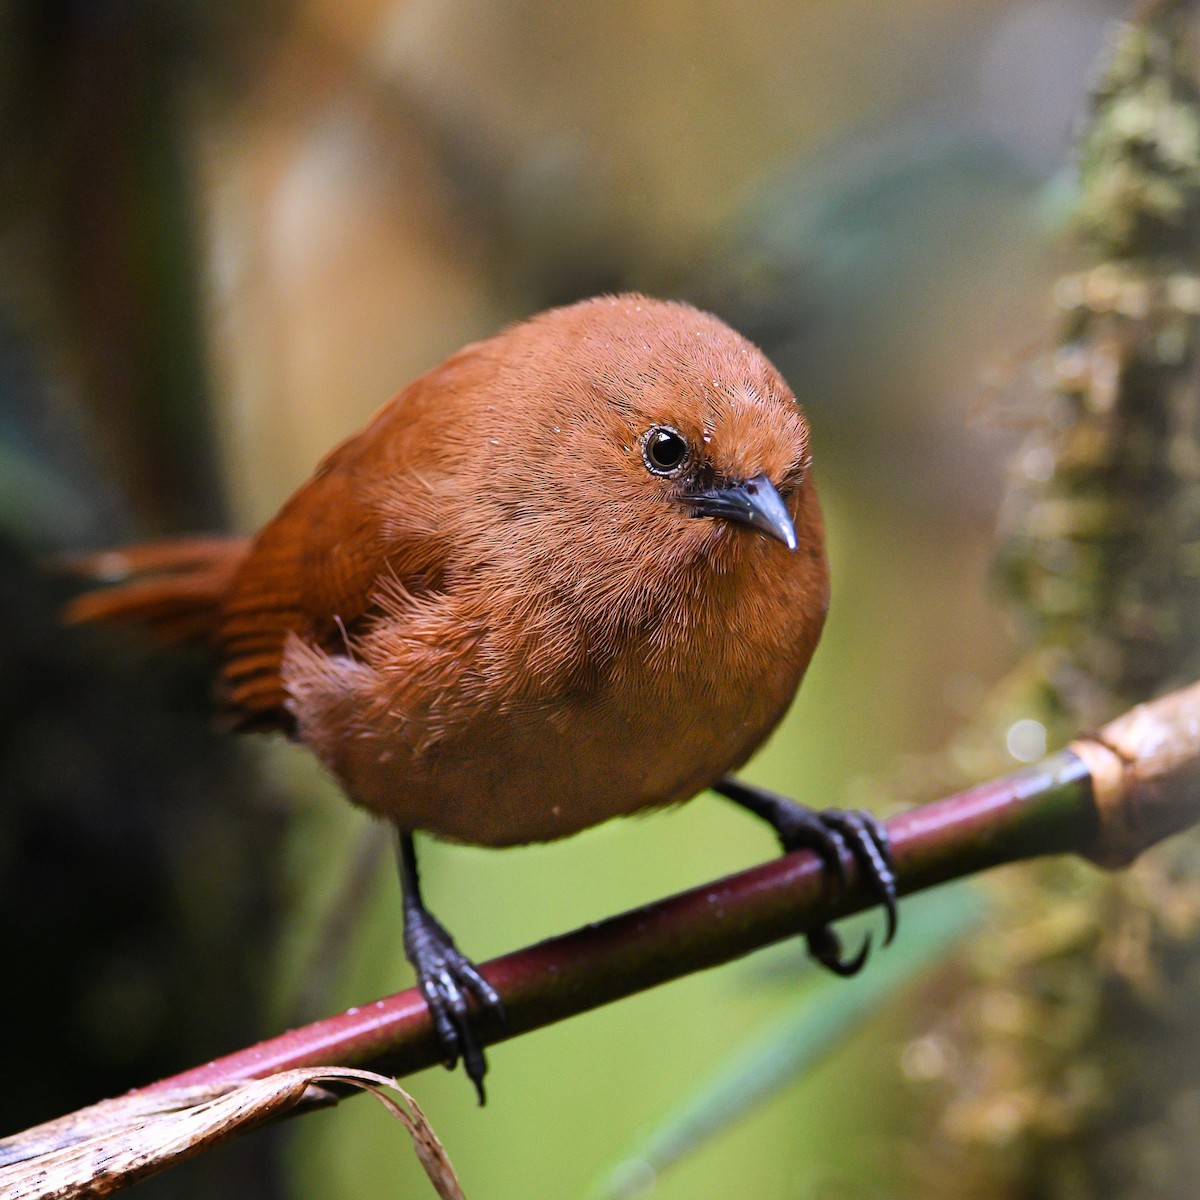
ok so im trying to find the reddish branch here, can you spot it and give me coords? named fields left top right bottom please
left=138, top=681, right=1200, bottom=1096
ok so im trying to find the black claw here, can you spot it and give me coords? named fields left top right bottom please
left=397, top=832, right=507, bottom=1104
left=418, top=972, right=462, bottom=1067
left=715, top=779, right=899, bottom=977
left=819, top=809, right=898, bottom=948
left=464, top=1047, right=488, bottom=1107
left=808, top=926, right=871, bottom=977
left=455, top=958, right=505, bottom=1012
left=402, top=901, right=507, bottom=1104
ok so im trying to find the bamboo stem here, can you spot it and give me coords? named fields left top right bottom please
left=134, top=680, right=1200, bottom=1094
left=5, top=681, right=1200, bottom=1200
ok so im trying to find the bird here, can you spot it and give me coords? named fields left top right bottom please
left=65, top=294, right=896, bottom=1101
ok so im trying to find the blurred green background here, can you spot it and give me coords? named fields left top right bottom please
left=0, top=1, right=1141, bottom=1198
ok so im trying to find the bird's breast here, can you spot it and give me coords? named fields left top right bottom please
left=283, top=532, right=827, bottom=847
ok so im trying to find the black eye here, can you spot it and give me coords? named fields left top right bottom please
left=642, top=426, right=690, bottom=477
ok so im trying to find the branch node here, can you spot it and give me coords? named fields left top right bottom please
left=1071, top=679, right=1200, bottom=867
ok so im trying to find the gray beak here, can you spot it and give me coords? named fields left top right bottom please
left=684, top=473, right=798, bottom=550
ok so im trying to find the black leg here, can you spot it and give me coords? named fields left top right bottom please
left=396, top=831, right=506, bottom=1104
left=713, top=777, right=897, bottom=975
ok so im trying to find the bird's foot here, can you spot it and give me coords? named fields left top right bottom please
left=776, top=804, right=897, bottom=975
left=403, top=901, right=506, bottom=1104
left=715, top=779, right=897, bottom=975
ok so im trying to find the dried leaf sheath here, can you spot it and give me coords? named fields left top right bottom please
left=0, top=1069, right=464, bottom=1200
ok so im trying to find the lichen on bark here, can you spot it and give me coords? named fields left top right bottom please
left=916, top=7, right=1200, bottom=1197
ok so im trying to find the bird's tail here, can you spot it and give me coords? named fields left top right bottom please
left=62, top=535, right=251, bottom=645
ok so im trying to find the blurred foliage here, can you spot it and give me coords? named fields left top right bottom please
left=587, top=884, right=986, bottom=1200
left=910, top=6, right=1200, bottom=1198
left=0, top=5, right=295, bottom=1197
left=7, top=2, right=1191, bottom=1200
left=997, top=0, right=1200, bottom=720
left=0, top=539, right=288, bottom=1196
left=0, top=0, right=290, bottom=535
left=694, top=125, right=1045, bottom=512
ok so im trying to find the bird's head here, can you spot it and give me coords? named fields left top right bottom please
left=479, top=294, right=816, bottom=574
left=617, top=344, right=810, bottom=555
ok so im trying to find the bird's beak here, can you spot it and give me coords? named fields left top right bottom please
left=684, top=473, right=798, bottom=550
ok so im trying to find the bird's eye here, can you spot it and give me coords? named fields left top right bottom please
left=642, top=426, right=690, bottom=477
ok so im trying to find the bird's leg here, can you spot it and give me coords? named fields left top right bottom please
left=395, top=831, right=506, bottom=1104
left=713, top=777, right=897, bottom=976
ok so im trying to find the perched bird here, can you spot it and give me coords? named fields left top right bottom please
left=66, top=294, right=895, bottom=1100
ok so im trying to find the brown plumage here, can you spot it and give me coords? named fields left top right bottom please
left=71, top=294, right=828, bottom=841
left=66, top=294, right=893, bottom=1099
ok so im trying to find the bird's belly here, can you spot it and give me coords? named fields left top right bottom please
left=411, top=686, right=783, bottom=845
left=292, top=642, right=802, bottom=847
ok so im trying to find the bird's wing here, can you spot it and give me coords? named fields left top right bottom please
left=216, top=374, right=456, bottom=732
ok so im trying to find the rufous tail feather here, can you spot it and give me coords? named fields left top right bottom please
left=62, top=535, right=250, bottom=646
